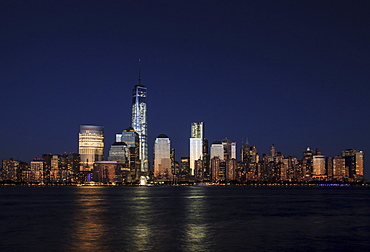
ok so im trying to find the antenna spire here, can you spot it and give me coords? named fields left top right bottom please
left=138, top=59, right=141, bottom=85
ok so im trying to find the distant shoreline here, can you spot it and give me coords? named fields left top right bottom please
left=1, top=182, right=369, bottom=187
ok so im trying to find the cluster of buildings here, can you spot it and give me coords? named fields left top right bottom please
left=154, top=122, right=364, bottom=184
left=1, top=82, right=365, bottom=185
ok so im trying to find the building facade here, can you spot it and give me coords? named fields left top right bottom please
left=79, top=125, right=104, bottom=171
left=132, top=85, right=148, bottom=175
left=190, top=122, right=204, bottom=175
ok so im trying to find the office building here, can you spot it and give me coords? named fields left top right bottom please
left=79, top=125, right=104, bottom=171
left=312, top=154, right=326, bottom=178
left=190, top=122, right=204, bottom=175
left=120, top=127, right=140, bottom=181
left=93, top=161, right=129, bottom=183
left=153, top=134, right=172, bottom=181
left=132, top=85, right=148, bottom=175
left=231, top=142, right=237, bottom=160
left=210, top=141, right=224, bottom=160
left=341, top=149, right=364, bottom=180
left=222, top=138, right=232, bottom=160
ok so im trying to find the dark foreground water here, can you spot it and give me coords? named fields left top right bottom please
left=1, top=186, right=370, bottom=251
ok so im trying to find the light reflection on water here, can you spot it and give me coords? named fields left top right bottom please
left=1, top=186, right=370, bottom=251
left=68, top=187, right=109, bottom=252
left=183, top=188, right=211, bottom=251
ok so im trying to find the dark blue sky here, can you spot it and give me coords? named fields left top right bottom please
left=1, top=1, right=370, bottom=176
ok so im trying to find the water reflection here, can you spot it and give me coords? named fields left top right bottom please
left=183, top=187, right=212, bottom=251
left=68, top=187, right=109, bottom=252
left=125, top=187, right=153, bottom=251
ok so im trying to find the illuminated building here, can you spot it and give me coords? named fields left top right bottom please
left=194, top=159, right=204, bottom=181
left=180, top=156, right=190, bottom=181
left=79, top=125, right=104, bottom=172
left=171, top=148, right=176, bottom=174
left=66, top=153, right=80, bottom=183
left=326, top=157, right=334, bottom=179
left=1, top=159, right=28, bottom=182
left=119, top=127, right=140, bottom=181
left=341, top=149, right=364, bottom=180
left=203, top=138, right=210, bottom=180
left=190, top=122, right=204, bottom=175
left=132, top=85, right=148, bottom=175
left=108, top=142, right=131, bottom=181
left=333, top=156, right=347, bottom=179
left=222, top=138, right=232, bottom=160
left=251, top=145, right=259, bottom=163
left=312, top=154, right=326, bottom=178
left=93, top=161, right=129, bottom=183
left=30, top=158, right=45, bottom=183
left=153, top=134, right=172, bottom=181
left=270, top=144, right=276, bottom=157
left=240, top=139, right=250, bottom=163
left=302, top=147, right=314, bottom=178
left=180, top=156, right=190, bottom=174
left=211, top=157, right=220, bottom=182
left=231, top=142, right=237, bottom=160
left=210, top=141, right=224, bottom=160
left=210, top=141, right=224, bottom=182
left=219, top=161, right=226, bottom=182
left=226, top=159, right=238, bottom=181
left=108, top=142, right=130, bottom=163
left=355, top=151, right=364, bottom=180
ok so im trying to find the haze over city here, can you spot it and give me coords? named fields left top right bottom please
left=1, top=1, right=369, bottom=176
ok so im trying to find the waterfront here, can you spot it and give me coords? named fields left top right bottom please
left=1, top=186, right=370, bottom=251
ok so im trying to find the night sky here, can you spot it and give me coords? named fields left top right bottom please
left=1, top=1, right=370, bottom=176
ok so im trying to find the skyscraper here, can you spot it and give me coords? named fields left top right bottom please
left=79, top=125, right=104, bottom=172
left=341, top=149, right=364, bottom=181
left=121, top=127, right=140, bottom=181
left=312, top=154, right=326, bottom=177
left=190, top=122, right=204, bottom=176
left=231, top=142, right=237, bottom=160
left=132, top=85, right=148, bottom=175
left=153, top=134, right=171, bottom=181
left=210, top=141, right=224, bottom=160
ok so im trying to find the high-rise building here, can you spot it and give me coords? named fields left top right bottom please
left=180, top=156, right=190, bottom=172
left=333, top=156, right=347, bottom=179
left=355, top=151, right=364, bottom=180
left=121, top=127, right=140, bottom=181
left=190, top=122, right=204, bottom=176
left=231, top=142, right=237, bottom=160
left=222, top=138, right=232, bottom=160
left=30, top=158, right=45, bottom=183
left=341, top=149, right=364, bottom=180
left=270, top=144, right=276, bottom=157
left=312, top=154, right=326, bottom=177
left=226, top=159, right=238, bottom=181
left=1, top=159, right=28, bottom=182
left=153, top=134, right=172, bottom=180
left=210, top=141, right=224, bottom=160
left=211, top=157, right=220, bottom=182
left=79, top=125, right=104, bottom=172
left=203, top=138, right=210, bottom=180
left=194, top=159, right=204, bottom=181
left=240, top=139, right=250, bottom=163
left=108, top=142, right=130, bottom=163
left=302, top=147, right=314, bottom=178
left=93, top=161, right=129, bottom=183
left=132, top=85, right=148, bottom=175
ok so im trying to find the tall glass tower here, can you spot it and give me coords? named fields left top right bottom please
left=132, top=85, right=148, bottom=174
left=190, top=122, right=204, bottom=176
left=154, top=134, right=171, bottom=180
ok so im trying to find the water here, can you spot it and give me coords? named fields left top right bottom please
left=1, top=186, right=370, bottom=251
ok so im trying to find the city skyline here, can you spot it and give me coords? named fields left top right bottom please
left=1, top=1, right=370, bottom=176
